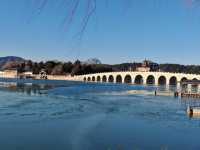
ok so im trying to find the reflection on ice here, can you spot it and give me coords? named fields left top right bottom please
left=0, top=81, right=65, bottom=96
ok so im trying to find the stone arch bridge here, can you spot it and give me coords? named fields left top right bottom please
left=75, top=72, right=200, bottom=86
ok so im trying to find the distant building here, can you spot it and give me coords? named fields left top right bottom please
left=136, top=66, right=150, bottom=72
left=145, top=60, right=159, bottom=71
left=0, top=69, right=18, bottom=78
left=136, top=60, right=159, bottom=72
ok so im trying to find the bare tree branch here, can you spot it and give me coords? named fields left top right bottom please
left=30, top=0, right=200, bottom=37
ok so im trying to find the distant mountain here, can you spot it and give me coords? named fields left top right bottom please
left=83, top=58, right=102, bottom=65
left=0, top=56, right=25, bottom=69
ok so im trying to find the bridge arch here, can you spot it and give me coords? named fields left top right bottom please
left=180, top=77, right=188, bottom=89
left=92, top=76, right=95, bottom=82
left=87, top=77, right=91, bottom=82
left=80, top=72, right=200, bottom=86
left=84, top=77, right=87, bottom=82
left=158, top=76, right=166, bottom=85
left=108, top=75, right=114, bottom=83
left=191, top=78, right=198, bottom=92
left=124, top=75, right=132, bottom=84
left=146, top=75, right=155, bottom=85
left=169, top=76, right=177, bottom=85
left=97, top=76, right=101, bottom=82
left=102, top=75, right=107, bottom=82
left=134, top=75, right=143, bottom=84
left=180, top=77, right=187, bottom=83
left=116, top=75, right=122, bottom=83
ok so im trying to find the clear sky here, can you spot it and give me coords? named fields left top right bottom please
left=0, top=0, right=200, bottom=64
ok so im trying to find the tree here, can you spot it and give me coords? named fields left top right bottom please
left=51, top=64, right=64, bottom=75
left=45, top=61, right=57, bottom=74
left=63, top=62, right=73, bottom=73
left=71, top=60, right=82, bottom=75
left=32, top=0, right=96, bottom=36
left=24, top=60, right=33, bottom=71
left=32, top=62, right=40, bottom=74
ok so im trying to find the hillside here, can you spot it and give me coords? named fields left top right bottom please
left=0, top=56, right=25, bottom=69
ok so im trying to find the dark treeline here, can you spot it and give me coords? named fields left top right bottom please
left=159, top=64, right=200, bottom=74
left=12, top=60, right=113, bottom=76
left=17, top=61, right=143, bottom=75
left=3, top=58, right=200, bottom=75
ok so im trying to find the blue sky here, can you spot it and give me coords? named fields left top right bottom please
left=0, top=0, right=200, bottom=64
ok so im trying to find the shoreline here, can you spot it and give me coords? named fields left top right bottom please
left=0, top=74, right=82, bottom=82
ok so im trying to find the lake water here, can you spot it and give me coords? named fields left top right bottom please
left=0, top=78, right=200, bottom=150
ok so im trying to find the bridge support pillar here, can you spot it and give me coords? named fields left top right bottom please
left=113, top=78, right=116, bottom=83
left=165, top=84, right=171, bottom=91
left=188, top=84, right=192, bottom=93
left=177, top=82, right=181, bottom=92
left=155, top=79, right=159, bottom=86
left=143, top=78, right=147, bottom=85
left=198, top=85, right=200, bottom=93
left=166, top=78, right=170, bottom=86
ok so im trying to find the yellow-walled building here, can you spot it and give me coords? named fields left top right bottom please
left=0, top=70, right=18, bottom=78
